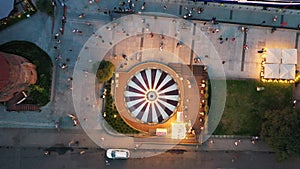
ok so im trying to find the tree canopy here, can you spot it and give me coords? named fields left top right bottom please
left=96, top=60, right=115, bottom=83
left=261, top=108, right=300, bottom=161
left=36, top=0, right=54, bottom=16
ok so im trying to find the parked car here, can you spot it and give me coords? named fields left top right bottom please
left=106, top=149, right=130, bottom=159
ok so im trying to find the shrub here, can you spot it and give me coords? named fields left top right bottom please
left=96, top=60, right=115, bottom=83
left=36, top=0, right=54, bottom=16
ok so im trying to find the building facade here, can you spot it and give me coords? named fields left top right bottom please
left=0, top=51, right=37, bottom=102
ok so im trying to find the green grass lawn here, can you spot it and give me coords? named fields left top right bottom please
left=0, top=41, right=53, bottom=106
left=214, top=80, right=293, bottom=136
left=102, top=79, right=140, bottom=134
left=36, top=0, right=54, bottom=16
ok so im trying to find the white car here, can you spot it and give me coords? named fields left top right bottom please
left=106, top=149, right=130, bottom=159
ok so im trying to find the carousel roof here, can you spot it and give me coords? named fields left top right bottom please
left=125, top=68, right=179, bottom=124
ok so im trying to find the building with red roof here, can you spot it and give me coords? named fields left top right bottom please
left=0, top=51, right=37, bottom=102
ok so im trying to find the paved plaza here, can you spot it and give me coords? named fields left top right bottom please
left=0, top=0, right=300, bottom=160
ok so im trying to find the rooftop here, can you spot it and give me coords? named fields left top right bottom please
left=0, top=52, right=11, bottom=90
left=0, top=0, right=14, bottom=19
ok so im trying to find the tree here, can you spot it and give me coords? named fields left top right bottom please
left=96, top=60, right=115, bottom=83
left=36, top=0, right=54, bottom=16
left=261, top=108, right=300, bottom=161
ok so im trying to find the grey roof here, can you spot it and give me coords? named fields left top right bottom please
left=0, top=0, right=14, bottom=19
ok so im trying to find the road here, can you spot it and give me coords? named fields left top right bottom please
left=1, top=127, right=299, bottom=169
left=1, top=146, right=300, bottom=169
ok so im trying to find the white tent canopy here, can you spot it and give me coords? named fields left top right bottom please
left=263, top=48, right=297, bottom=80
left=266, top=48, right=281, bottom=64
left=282, top=49, right=297, bottom=64
left=264, top=63, right=280, bottom=79
left=280, top=64, right=295, bottom=80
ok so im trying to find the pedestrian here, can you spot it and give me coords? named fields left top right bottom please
left=68, top=140, right=75, bottom=147
left=160, top=42, right=164, bottom=51
left=55, top=55, right=61, bottom=61
left=222, top=61, right=226, bottom=64
left=54, top=46, right=58, bottom=49
left=61, top=63, right=67, bottom=69
left=55, top=121, right=60, bottom=132
left=163, top=5, right=167, bottom=10
left=231, top=37, right=235, bottom=42
left=281, top=22, right=287, bottom=27
left=271, top=27, right=276, bottom=33
left=273, top=15, right=277, bottom=22
left=150, top=32, right=154, bottom=38
left=146, top=23, right=150, bottom=28
left=211, top=17, right=216, bottom=24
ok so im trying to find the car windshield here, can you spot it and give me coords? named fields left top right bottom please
left=111, top=151, right=116, bottom=157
